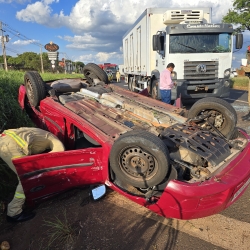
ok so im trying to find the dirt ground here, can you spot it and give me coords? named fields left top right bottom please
left=0, top=187, right=224, bottom=250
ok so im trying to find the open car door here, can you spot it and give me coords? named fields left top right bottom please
left=13, top=148, right=104, bottom=206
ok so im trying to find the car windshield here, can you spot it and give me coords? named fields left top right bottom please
left=169, top=33, right=232, bottom=53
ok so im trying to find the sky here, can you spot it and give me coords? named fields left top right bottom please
left=0, top=0, right=249, bottom=68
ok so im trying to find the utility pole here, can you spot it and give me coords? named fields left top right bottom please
left=0, top=21, right=8, bottom=71
left=40, top=45, right=44, bottom=73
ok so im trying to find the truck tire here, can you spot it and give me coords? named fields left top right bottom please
left=188, top=97, right=237, bottom=139
left=151, top=79, right=159, bottom=99
left=109, top=130, right=170, bottom=188
left=24, top=71, right=46, bottom=107
left=83, top=63, right=108, bottom=85
left=128, top=77, right=133, bottom=91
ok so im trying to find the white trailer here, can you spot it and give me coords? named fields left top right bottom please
left=122, top=7, right=243, bottom=102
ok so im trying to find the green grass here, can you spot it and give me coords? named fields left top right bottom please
left=0, top=69, right=83, bottom=130
left=231, top=76, right=249, bottom=89
left=43, top=210, right=79, bottom=248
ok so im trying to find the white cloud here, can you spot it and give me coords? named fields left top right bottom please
left=15, top=0, right=236, bottom=63
left=16, top=0, right=234, bottom=31
left=96, top=52, right=122, bottom=62
left=13, top=39, right=39, bottom=45
left=16, top=0, right=63, bottom=27
left=77, top=52, right=122, bottom=64
left=58, top=34, right=121, bottom=53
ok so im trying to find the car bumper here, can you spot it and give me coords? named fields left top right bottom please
left=111, top=130, right=250, bottom=220
left=149, top=130, right=250, bottom=219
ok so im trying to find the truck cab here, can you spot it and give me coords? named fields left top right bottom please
left=123, top=8, right=243, bottom=102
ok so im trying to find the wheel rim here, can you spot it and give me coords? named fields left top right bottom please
left=119, top=147, right=158, bottom=181
left=25, top=79, right=35, bottom=104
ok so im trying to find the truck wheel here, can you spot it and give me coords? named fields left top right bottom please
left=128, top=77, right=138, bottom=92
left=188, top=97, right=237, bottom=139
left=109, top=130, right=170, bottom=188
left=151, top=79, right=159, bottom=99
left=128, top=77, right=133, bottom=91
left=83, top=63, right=108, bottom=85
left=24, top=71, right=46, bottom=107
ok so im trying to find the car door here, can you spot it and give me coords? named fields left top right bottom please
left=13, top=140, right=104, bottom=206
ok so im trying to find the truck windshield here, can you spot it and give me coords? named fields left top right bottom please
left=169, top=33, right=231, bottom=53
left=104, top=66, right=119, bottom=72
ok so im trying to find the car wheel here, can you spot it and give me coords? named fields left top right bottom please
left=83, top=63, right=108, bottom=85
left=109, top=130, right=170, bottom=188
left=24, top=71, right=46, bottom=107
left=188, top=97, right=237, bottom=139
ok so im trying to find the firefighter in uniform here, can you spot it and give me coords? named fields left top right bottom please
left=0, top=127, right=65, bottom=222
left=116, top=70, right=121, bottom=82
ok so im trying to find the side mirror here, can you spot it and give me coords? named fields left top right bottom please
left=91, top=185, right=106, bottom=200
left=235, top=33, right=243, bottom=49
left=152, top=35, right=161, bottom=51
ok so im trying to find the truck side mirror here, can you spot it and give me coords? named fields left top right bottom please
left=152, top=35, right=161, bottom=51
left=235, top=33, right=243, bottom=49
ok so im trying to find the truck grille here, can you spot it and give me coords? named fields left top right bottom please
left=184, top=61, right=218, bottom=84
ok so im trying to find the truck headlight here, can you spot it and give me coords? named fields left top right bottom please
left=224, top=80, right=230, bottom=87
left=224, top=68, right=231, bottom=79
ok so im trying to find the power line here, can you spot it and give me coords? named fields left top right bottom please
left=0, top=20, right=43, bottom=47
left=5, top=46, right=20, bottom=54
left=0, top=20, right=44, bottom=73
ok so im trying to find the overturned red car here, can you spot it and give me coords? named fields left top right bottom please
left=16, top=63, right=250, bottom=220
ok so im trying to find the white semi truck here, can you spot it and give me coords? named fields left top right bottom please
left=122, top=7, right=243, bottom=102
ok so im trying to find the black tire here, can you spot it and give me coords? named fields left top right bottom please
left=24, top=71, right=46, bottom=107
left=188, top=97, right=237, bottom=139
left=131, top=78, right=139, bottom=93
left=128, top=77, right=133, bottom=91
left=151, top=79, right=159, bottom=99
left=83, top=63, right=108, bottom=85
left=109, top=130, right=170, bottom=188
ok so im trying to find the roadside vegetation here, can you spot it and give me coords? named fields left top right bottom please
left=0, top=53, right=85, bottom=73
left=0, top=69, right=83, bottom=130
left=0, top=69, right=84, bottom=212
left=231, top=76, right=249, bottom=89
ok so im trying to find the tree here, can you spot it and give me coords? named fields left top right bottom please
left=6, top=52, right=51, bottom=72
left=223, top=0, right=250, bottom=33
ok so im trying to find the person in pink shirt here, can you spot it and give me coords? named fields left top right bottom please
left=160, top=63, right=175, bottom=104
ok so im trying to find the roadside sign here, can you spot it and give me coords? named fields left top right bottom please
left=44, top=41, right=59, bottom=52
